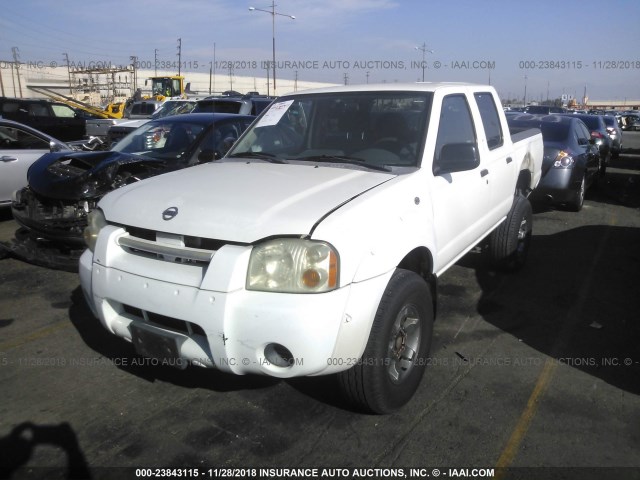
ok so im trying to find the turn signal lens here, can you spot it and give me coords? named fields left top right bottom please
left=83, top=209, right=107, bottom=252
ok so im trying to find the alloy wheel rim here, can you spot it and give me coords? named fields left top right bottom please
left=387, top=304, right=421, bottom=384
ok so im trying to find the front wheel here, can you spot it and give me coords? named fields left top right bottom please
left=337, top=269, right=434, bottom=414
left=568, top=175, right=585, bottom=212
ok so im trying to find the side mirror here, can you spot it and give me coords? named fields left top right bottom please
left=434, top=142, right=479, bottom=175
left=49, top=141, right=63, bottom=153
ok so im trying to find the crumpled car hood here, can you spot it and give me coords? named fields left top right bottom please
left=27, top=151, right=169, bottom=200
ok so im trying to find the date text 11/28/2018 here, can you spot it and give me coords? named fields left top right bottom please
left=519, top=60, right=640, bottom=69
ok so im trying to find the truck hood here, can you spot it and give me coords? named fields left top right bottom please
left=99, top=161, right=396, bottom=243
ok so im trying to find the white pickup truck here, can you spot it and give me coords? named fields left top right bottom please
left=80, top=83, right=543, bottom=413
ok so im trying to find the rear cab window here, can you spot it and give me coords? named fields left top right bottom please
left=474, top=92, right=504, bottom=150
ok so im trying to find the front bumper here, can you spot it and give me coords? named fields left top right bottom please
left=79, top=226, right=390, bottom=377
left=6, top=187, right=91, bottom=270
left=531, top=167, right=583, bottom=204
left=11, top=187, right=90, bottom=246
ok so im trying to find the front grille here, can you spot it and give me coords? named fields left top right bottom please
left=126, top=225, right=155, bottom=241
left=122, top=304, right=207, bottom=337
left=116, top=226, right=224, bottom=265
left=123, top=226, right=227, bottom=251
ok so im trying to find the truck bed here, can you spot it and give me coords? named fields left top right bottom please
left=509, top=126, right=542, bottom=143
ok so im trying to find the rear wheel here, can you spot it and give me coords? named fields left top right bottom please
left=599, top=155, right=608, bottom=177
left=487, top=195, right=532, bottom=271
left=338, top=269, right=434, bottom=414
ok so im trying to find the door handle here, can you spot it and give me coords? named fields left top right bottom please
left=480, top=169, right=489, bottom=177
left=506, top=157, right=513, bottom=164
left=1, top=156, right=18, bottom=162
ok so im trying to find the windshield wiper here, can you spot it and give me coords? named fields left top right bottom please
left=227, top=151, right=288, bottom=164
left=298, top=155, right=391, bottom=172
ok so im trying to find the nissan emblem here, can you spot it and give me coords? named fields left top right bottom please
left=162, top=206, right=179, bottom=220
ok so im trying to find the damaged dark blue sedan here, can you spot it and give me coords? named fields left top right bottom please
left=7, top=112, right=254, bottom=270
left=506, top=113, right=600, bottom=211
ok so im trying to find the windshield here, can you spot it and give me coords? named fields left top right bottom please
left=111, top=120, right=206, bottom=160
left=227, top=91, right=433, bottom=169
left=150, top=101, right=196, bottom=119
left=578, top=116, right=601, bottom=130
left=194, top=100, right=243, bottom=114
left=539, top=123, right=570, bottom=142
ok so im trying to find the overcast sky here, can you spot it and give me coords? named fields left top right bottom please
left=1, top=0, right=639, bottom=101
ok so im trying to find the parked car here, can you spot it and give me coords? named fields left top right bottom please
left=508, top=114, right=600, bottom=211
left=0, top=119, right=73, bottom=208
left=560, top=113, right=611, bottom=176
left=125, top=100, right=163, bottom=119
left=0, top=97, right=86, bottom=141
left=524, top=105, right=567, bottom=114
left=619, top=113, right=640, bottom=131
left=8, top=113, right=254, bottom=270
left=601, top=115, right=623, bottom=158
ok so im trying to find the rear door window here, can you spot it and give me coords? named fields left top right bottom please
left=474, top=92, right=504, bottom=150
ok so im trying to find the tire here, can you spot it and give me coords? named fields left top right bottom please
left=337, top=269, right=434, bottom=414
left=487, top=194, right=532, bottom=272
left=568, top=175, right=585, bottom=212
left=599, top=158, right=607, bottom=178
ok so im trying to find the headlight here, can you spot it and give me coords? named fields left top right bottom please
left=553, top=151, right=574, bottom=168
left=83, top=209, right=107, bottom=252
left=247, top=239, right=339, bottom=293
left=11, top=188, right=24, bottom=204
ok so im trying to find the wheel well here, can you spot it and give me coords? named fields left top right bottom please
left=516, top=168, right=532, bottom=196
left=397, top=247, right=438, bottom=317
left=397, top=247, right=432, bottom=277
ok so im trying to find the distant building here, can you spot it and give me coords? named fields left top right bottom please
left=586, top=100, right=640, bottom=111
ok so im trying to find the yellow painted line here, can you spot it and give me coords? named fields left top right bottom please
left=0, top=320, right=71, bottom=352
left=494, top=213, right=617, bottom=478
left=494, top=358, right=557, bottom=476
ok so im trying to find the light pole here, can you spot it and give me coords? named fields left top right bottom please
left=249, top=1, right=295, bottom=95
left=415, top=42, right=433, bottom=82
